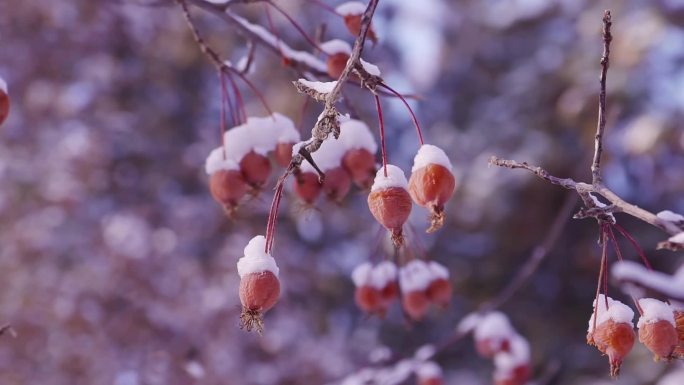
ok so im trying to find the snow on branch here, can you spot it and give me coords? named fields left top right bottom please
left=612, top=261, right=684, bottom=303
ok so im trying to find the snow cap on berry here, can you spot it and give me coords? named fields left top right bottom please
left=415, top=361, right=442, bottom=380
left=427, top=261, right=449, bottom=280
left=351, top=262, right=374, bottom=287
left=412, top=144, right=453, bottom=173
left=0, top=76, right=7, bottom=94
left=300, top=137, right=346, bottom=173
left=371, top=261, right=397, bottom=289
left=205, top=146, right=239, bottom=174
left=588, top=295, right=635, bottom=332
left=339, top=119, right=378, bottom=153
left=371, top=165, right=409, bottom=192
left=320, top=39, right=352, bottom=56
left=399, top=260, right=432, bottom=292
left=335, top=1, right=366, bottom=15
left=237, top=235, right=279, bottom=278
left=272, top=112, right=300, bottom=143
left=360, top=58, right=381, bottom=76
left=493, top=334, right=531, bottom=380
left=474, top=311, right=516, bottom=342
left=637, top=298, right=675, bottom=328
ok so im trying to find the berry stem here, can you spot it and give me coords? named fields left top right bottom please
left=219, top=71, right=230, bottom=159
left=612, top=224, right=653, bottom=270
left=266, top=0, right=324, bottom=52
left=263, top=3, right=287, bottom=64
left=265, top=175, right=287, bottom=254
left=373, top=94, right=388, bottom=177
left=379, top=83, right=424, bottom=146
left=606, top=225, right=644, bottom=315
left=304, top=0, right=340, bottom=15
left=225, top=71, right=247, bottom=124
left=232, top=69, right=274, bottom=116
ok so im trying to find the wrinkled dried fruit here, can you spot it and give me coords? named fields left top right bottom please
left=327, top=52, right=349, bottom=79
left=639, top=320, right=678, bottom=361
left=322, top=166, right=352, bottom=202
left=342, top=148, right=376, bottom=189
left=674, top=310, right=684, bottom=359
left=402, top=290, right=429, bottom=321
left=209, top=169, right=249, bottom=213
left=239, top=270, right=280, bottom=333
left=426, top=278, right=452, bottom=308
left=274, top=142, right=294, bottom=167
left=343, top=14, right=377, bottom=44
left=408, top=164, right=455, bottom=233
left=355, top=285, right=383, bottom=315
left=295, top=171, right=322, bottom=204
left=368, top=187, right=412, bottom=247
left=587, top=319, right=635, bottom=377
left=240, top=150, right=272, bottom=188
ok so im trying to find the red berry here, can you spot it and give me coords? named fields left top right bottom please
left=209, top=169, right=248, bottom=213
left=327, top=52, right=350, bottom=79
left=408, top=145, right=456, bottom=233
left=322, top=166, right=352, bottom=202
left=239, top=150, right=272, bottom=189
left=401, top=290, right=429, bottom=321
left=587, top=320, right=635, bottom=377
left=342, top=148, right=376, bottom=189
left=274, top=142, right=294, bottom=167
left=343, top=14, right=377, bottom=44
left=0, top=85, right=8, bottom=127
left=294, top=171, right=322, bottom=205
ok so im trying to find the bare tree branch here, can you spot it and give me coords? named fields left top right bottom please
left=591, top=11, right=612, bottom=185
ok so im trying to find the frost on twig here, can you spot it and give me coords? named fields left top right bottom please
left=294, top=79, right=338, bottom=102
left=658, top=232, right=684, bottom=251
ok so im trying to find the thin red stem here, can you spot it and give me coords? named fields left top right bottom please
left=380, top=83, right=424, bottom=146
left=219, top=71, right=229, bottom=159
left=265, top=177, right=286, bottom=253
left=613, top=224, right=653, bottom=270
left=232, top=70, right=274, bottom=116
left=264, top=3, right=286, bottom=62
left=267, top=0, right=324, bottom=52
left=304, top=0, right=340, bottom=15
left=601, top=226, right=609, bottom=309
left=373, top=94, right=388, bottom=177
left=221, top=72, right=238, bottom=127
left=225, top=71, right=247, bottom=124
left=607, top=225, right=644, bottom=315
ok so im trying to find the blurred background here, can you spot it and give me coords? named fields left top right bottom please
left=0, top=0, right=683, bottom=384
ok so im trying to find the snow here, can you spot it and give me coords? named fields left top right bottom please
left=415, top=361, right=442, bottom=379
left=300, top=137, right=346, bottom=173
left=370, top=164, right=409, bottom=192
left=457, top=312, right=482, bottom=334
left=658, top=368, right=684, bottom=385
left=428, top=261, right=449, bottom=280
left=637, top=298, right=675, bottom=328
left=351, top=262, right=373, bottom=287
left=228, top=12, right=327, bottom=73
left=338, top=119, right=378, bottom=153
left=493, top=334, right=530, bottom=379
left=320, top=39, right=352, bottom=55
left=413, top=344, right=436, bottom=361
left=371, top=261, right=397, bottom=289
left=399, top=260, right=432, bottom=292
left=360, top=58, right=381, bottom=76
left=237, top=235, right=280, bottom=278
left=589, top=193, right=616, bottom=222
left=244, top=116, right=281, bottom=154
left=335, top=1, right=366, bottom=16
left=272, top=112, right=300, bottom=143
left=588, top=295, right=634, bottom=332
left=218, top=113, right=298, bottom=165
left=657, top=210, right=684, bottom=223
left=205, top=146, right=239, bottom=175
left=669, top=232, right=684, bottom=244
left=412, top=144, right=453, bottom=173
left=0, top=76, right=7, bottom=94
left=298, top=79, right=338, bottom=94
left=612, top=261, right=684, bottom=302
left=474, top=312, right=516, bottom=342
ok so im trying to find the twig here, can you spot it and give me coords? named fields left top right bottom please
left=591, top=11, right=612, bottom=185
left=0, top=324, right=16, bottom=338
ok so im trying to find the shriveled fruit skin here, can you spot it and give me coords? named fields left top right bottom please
left=343, top=15, right=377, bottom=43
left=327, top=53, right=349, bottom=79
left=355, top=285, right=382, bottom=314
left=408, top=164, right=455, bottom=232
left=209, top=169, right=248, bottom=210
left=239, top=271, right=280, bottom=312
left=0, top=91, right=8, bottom=126
left=587, top=319, right=635, bottom=377
left=274, top=142, right=294, bottom=168
left=240, top=150, right=272, bottom=188
left=401, top=290, right=429, bottom=321
left=367, top=187, right=412, bottom=232
left=418, top=378, right=443, bottom=385
left=342, top=148, right=376, bottom=189
left=322, top=166, right=352, bottom=202
left=294, top=171, right=322, bottom=204
left=674, top=311, right=684, bottom=358
left=426, top=278, right=452, bottom=308
left=639, top=320, right=678, bottom=360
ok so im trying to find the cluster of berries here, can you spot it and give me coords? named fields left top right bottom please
left=587, top=295, right=684, bottom=376
left=472, top=312, right=531, bottom=385
left=352, top=259, right=452, bottom=321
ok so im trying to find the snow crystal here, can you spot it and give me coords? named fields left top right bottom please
left=415, top=361, right=442, bottom=379
left=588, top=295, right=634, bottom=332
left=0, top=76, right=7, bottom=94
left=320, top=39, right=352, bottom=55
left=297, top=79, right=338, bottom=94
left=360, top=58, right=381, bottom=76
left=371, top=261, right=397, bottom=289
left=335, top=1, right=366, bottom=16
left=237, top=235, right=279, bottom=278
left=272, top=112, right=300, bottom=143
left=300, top=137, right=346, bottom=173
left=657, top=210, right=684, bottom=223
left=205, top=146, right=239, bottom=175
left=351, top=262, right=373, bottom=287
left=412, top=144, right=453, bottom=173
left=493, top=334, right=530, bottom=379
left=474, top=312, right=516, bottom=342
left=338, top=119, right=378, bottom=153
left=637, top=298, right=675, bottom=328
left=370, top=164, right=408, bottom=192
left=399, top=260, right=432, bottom=292
left=428, top=261, right=449, bottom=280
left=669, top=232, right=684, bottom=245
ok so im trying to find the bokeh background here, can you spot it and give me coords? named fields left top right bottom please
left=0, top=0, right=683, bottom=384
